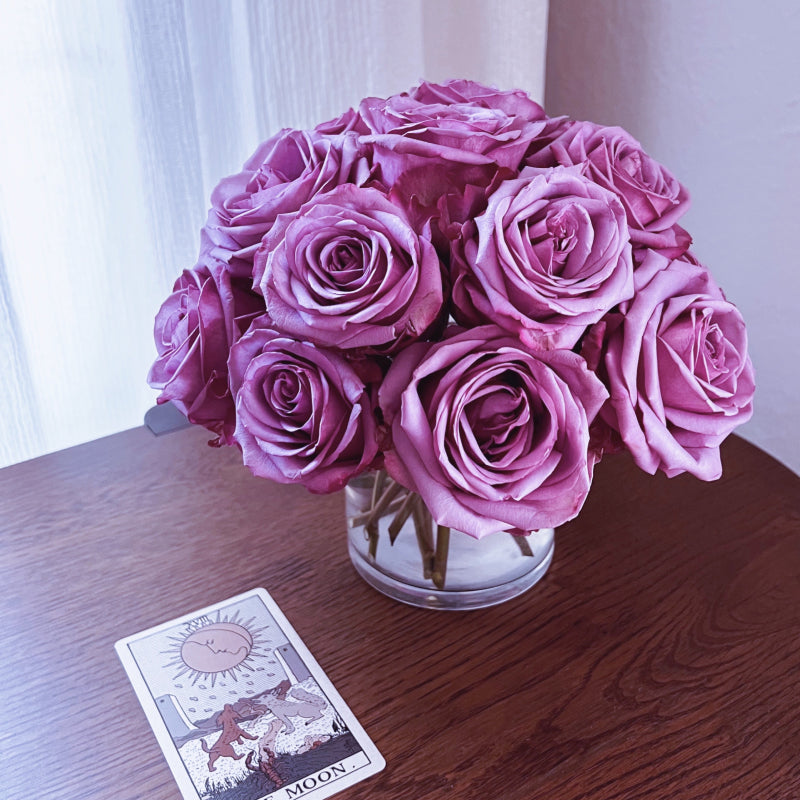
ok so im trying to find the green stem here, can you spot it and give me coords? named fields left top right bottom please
left=512, top=533, right=534, bottom=557
left=363, top=480, right=404, bottom=529
left=411, top=496, right=435, bottom=578
left=432, top=525, right=451, bottom=589
left=388, top=490, right=418, bottom=545
left=371, top=469, right=387, bottom=510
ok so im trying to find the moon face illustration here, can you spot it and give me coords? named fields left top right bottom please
left=165, top=612, right=269, bottom=687
left=180, top=622, right=253, bottom=673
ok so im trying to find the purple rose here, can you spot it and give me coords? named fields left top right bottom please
left=591, top=249, right=755, bottom=480
left=148, top=261, right=264, bottom=444
left=451, top=166, right=633, bottom=348
left=353, top=81, right=547, bottom=247
left=358, top=80, right=548, bottom=182
left=527, top=121, right=691, bottom=251
left=255, top=184, right=444, bottom=351
left=379, top=325, right=608, bottom=537
left=200, top=128, right=370, bottom=278
left=229, top=318, right=379, bottom=493
left=408, top=79, right=546, bottom=122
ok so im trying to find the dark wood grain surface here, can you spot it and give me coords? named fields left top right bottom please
left=1, top=425, right=798, bottom=799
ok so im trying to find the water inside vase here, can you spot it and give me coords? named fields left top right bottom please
left=345, top=472, right=554, bottom=610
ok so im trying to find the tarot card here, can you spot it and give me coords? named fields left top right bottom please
left=115, top=588, right=384, bottom=800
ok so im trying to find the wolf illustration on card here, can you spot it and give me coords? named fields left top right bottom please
left=250, top=685, right=327, bottom=734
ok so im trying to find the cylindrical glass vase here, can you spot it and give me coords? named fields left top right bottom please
left=345, top=471, right=554, bottom=610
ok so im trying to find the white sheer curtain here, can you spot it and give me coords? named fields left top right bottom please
left=0, top=0, right=548, bottom=468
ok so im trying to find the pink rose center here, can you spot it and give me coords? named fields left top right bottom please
left=661, top=309, right=732, bottom=386
left=467, top=386, right=527, bottom=459
left=613, top=141, right=679, bottom=204
left=455, top=367, right=552, bottom=469
left=617, top=148, right=643, bottom=182
left=325, top=239, right=368, bottom=285
left=523, top=201, right=592, bottom=280
left=545, top=206, right=580, bottom=266
left=165, top=291, right=197, bottom=345
left=303, top=229, right=384, bottom=300
left=268, top=368, right=306, bottom=416
left=697, top=320, right=731, bottom=382
left=252, top=164, right=291, bottom=192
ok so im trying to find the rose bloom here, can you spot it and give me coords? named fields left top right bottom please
left=588, top=249, right=755, bottom=480
left=148, top=260, right=264, bottom=444
left=255, top=184, right=444, bottom=351
left=451, top=166, right=633, bottom=348
left=228, top=318, right=379, bottom=493
left=358, top=79, right=548, bottom=183
left=526, top=120, right=691, bottom=252
left=408, top=78, right=546, bottom=122
left=355, top=81, right=549, bottom=245
left=379, top=325, right=608, bottom=538
left=200, top=128, right=370, bottom=278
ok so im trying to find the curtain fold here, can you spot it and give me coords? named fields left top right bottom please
left=0, top=240, right=43, bottom=466
left=0, top=0, right=548, bottom=468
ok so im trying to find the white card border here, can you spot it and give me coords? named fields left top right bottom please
left=115, top=587, right=385, bottom=800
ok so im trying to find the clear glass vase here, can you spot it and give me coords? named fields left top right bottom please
left=345, top=470, right=554, bottom=611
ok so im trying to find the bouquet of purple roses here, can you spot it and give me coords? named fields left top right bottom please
left=149, top=79, right=754, bottom=541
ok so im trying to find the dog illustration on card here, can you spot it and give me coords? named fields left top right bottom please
left=200, top=703, right=257, bottom=771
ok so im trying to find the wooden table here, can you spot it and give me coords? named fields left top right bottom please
left=2, top=424, right=799, bottom=799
